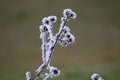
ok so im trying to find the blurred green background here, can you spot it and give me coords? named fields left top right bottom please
left=0, top=0, right=120, bottom=80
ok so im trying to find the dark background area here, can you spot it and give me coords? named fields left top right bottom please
left=0, top=0, right=120, bottom=80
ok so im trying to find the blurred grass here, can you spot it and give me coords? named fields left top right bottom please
left=0, top=66, right=120, bottom=80
left=0, top=0, right=120, bottom=80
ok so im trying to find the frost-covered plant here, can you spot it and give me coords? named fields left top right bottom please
left=91, top=73, right=104, bottom=80
left=25, top=9, right=76, bottom=80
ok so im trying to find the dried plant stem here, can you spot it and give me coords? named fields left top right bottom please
left=30, top=64, right=46, bottom=80
left=29, top=18, right=68, bottom=80
left=42, top=33, right=47, bottom=64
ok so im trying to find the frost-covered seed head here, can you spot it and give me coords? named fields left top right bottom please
left=70, top=11, right=76, bottom=19
left=63, top=9, right=77, bottom=19
left=42, top=16, right=57, bottom=26
left=64, top=31, right=75, bottom=43
left=48, top=16, right=57, bottom=24
left=49, top=66, right=60, bottom=77
left=91, top=73, right=103, bottom=80
left=69, top=34, right=75, bottom=43
left=42, top=17, right=49, bottom=24
left=39, top=25, right=48, bottom=32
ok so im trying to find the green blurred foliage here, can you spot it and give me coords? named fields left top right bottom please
left=0, top=0, right=120, bottom=80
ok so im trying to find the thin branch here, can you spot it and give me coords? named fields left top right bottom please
left=47, top=18, right=68, bottom=65
left=30, top=64, right=46, bottom=80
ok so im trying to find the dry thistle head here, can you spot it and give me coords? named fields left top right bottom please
left=63, top=9, right=77, bottom=19
left=91, top=73, right=104, bottom=80
left=49, top=66, right=60, bottom=77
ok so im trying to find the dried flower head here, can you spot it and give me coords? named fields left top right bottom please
left=48, top=16, right=57, bottom=24
left=68, top=33, right=75, bottom=43
left=42, top=16, right=57, bottom=25
left=63, top=9, right=76, bottom=19
left=39, top=25, right=48, bottom=33
left=42, top=17, right=49, bottom=25
left=49, top=66, right=60, bottom=77
left=91, top=73, right=104, bottom=80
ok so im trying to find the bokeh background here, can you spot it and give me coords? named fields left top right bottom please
left=0, top=0, right=120, bottom=80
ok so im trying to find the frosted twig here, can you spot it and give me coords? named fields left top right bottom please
left=25, top=8, right=76, bottom=80
left=91, top=73, right=104, bottom=80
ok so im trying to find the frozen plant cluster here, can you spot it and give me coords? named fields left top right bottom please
left=26, top=9, right=76, bottom=80
left=25, top=9, right=104, bottom=80
left=91, top=73, right=104, bottom=80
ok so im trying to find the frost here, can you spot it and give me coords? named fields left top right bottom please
left=57, top=25, right=75, bottom=47
left=42, top=16, right=57, bottom=26
left=48, top=15, right=57, bottom=24
left=36, top=63, right=45, bottom=73
left=45, top=49, right=51, bottom=63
